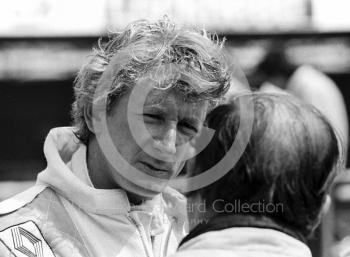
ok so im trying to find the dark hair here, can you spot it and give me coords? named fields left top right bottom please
left=257, top=49, right=296, bottom=79
left=194, top=93, right=342, bottom=237
left=251, top=46, right=297, bottom=89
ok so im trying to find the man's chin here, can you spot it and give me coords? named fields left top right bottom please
left=122, top=180, right=167, bottom=203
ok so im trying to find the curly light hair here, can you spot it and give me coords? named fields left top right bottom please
left=72, top=17, right=231, bottom=144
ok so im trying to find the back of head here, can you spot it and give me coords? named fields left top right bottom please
left=194, top=92, right=342, bottom=237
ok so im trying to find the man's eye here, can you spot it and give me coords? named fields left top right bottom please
left=178, top=122, right=198, bottom=136
left=143, top=114, right=162, bottom=121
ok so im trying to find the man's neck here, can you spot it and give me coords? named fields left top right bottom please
left=86, top=136, right=120, bottom=189
left=127, top=192, right=150, bottom=206
left=86, top=136, right=151, bottom=205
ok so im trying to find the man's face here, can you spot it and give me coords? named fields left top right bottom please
left=103, top=86, right=208, bottom=197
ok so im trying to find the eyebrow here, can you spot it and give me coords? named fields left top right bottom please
left=143, top=106, right=202, bottom=126
left=143, top=105, right=168, bottom=114
left=181, top=116, right=202, bottom=128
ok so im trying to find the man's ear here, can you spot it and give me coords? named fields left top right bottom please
left=84, top=104, right=102, bottom=134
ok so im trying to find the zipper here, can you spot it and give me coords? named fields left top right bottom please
left=162, top=218, right=174, bottom=257
left=127, top=213, right=153, bottom=257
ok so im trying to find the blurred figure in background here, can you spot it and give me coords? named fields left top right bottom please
left=171, top=93, right=343, bottom=257
left=254, top=46, right=297, bottom=90
left=255, top=48, right=348, bottom=157
left=285, top=65, right=349, bottom=159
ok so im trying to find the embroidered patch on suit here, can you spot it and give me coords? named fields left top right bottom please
left=0, top=221, right=55, bottom=257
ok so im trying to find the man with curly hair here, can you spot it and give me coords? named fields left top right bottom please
left=0, top=18, right=230, bottom=257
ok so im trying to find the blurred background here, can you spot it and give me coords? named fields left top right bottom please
left=1, top=0, right=350, bottom=256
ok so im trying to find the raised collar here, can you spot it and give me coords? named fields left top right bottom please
left=180, top=214, right=306, bottom=247
left=37, top=127, right=184, bottom=223
left=37, top=127, right=131, bottom=215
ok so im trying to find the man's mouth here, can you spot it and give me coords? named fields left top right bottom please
left=139, top=161, right=172, bottom=179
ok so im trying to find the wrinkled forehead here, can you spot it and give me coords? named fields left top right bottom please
left=143, top=87, right=209, bottom=117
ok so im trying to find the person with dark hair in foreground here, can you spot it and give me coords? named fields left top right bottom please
left=171, top=93, right=343, bottom=257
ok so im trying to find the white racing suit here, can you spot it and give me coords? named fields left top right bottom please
left=0, top=127, right=187, bottom=257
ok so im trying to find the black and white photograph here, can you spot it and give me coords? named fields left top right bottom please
left=0, top=1, right=350, bottom=256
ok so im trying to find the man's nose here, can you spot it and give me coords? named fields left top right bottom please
left=152, top=125, right=177, bottom=158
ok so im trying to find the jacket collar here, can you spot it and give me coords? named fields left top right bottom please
left=180, top=214, right=306, bottom=247
left=37, top=127, right=131, bottom=215
left=36, top=127, right=187, bottom=224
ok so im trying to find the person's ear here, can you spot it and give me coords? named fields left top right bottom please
left=84, top=104, right=102, bottom=135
